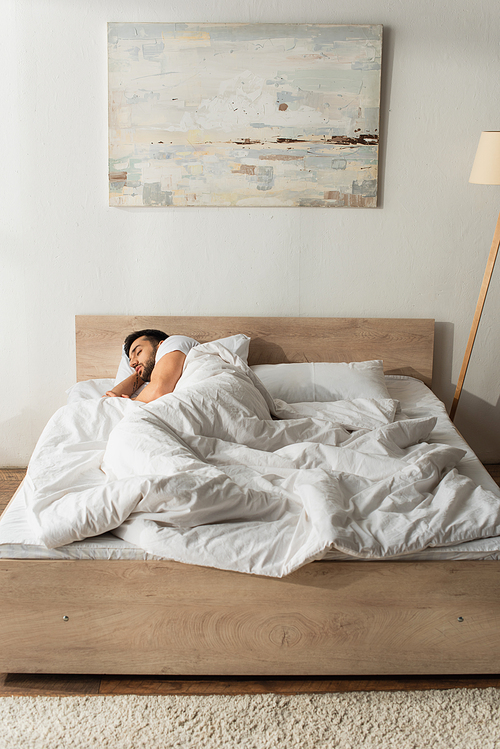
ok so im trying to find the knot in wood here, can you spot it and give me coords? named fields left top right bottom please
left=269, top=624, right=301, bottom=648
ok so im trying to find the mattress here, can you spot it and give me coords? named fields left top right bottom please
left=1, top=375, right=499, bottom=562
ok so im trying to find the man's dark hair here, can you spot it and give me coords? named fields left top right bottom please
left=124, top=329, right=169, bottom=358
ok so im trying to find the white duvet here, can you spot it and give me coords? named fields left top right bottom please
left=27, top=342, right=500, bottom=577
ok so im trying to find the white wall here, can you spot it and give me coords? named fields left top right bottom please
left=2, top=0, right=500, bottom=466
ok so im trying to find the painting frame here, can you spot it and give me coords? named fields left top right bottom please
left=108, top=23, right=383, bottom=207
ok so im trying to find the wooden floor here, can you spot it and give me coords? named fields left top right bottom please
left=0, top=469, right=27, bottom=517
left=2, top=466, right=500, bottom=697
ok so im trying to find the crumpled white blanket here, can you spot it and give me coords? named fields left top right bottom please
left=27, top=342, right=500, bottom=577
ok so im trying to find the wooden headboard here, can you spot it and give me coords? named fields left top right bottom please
left=76, top=316, right=434, bottom=386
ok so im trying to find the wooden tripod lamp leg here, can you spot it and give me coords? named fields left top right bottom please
left=450, top=208, right=500, bottom=421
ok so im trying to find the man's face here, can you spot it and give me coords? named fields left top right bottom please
left=128, top=336, right=160, bottom=382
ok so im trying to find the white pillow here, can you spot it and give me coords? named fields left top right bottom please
left=66, top=379, right=114, bottom=402
left=250, top=360, right=391, bottom=403
left=114, top=334, right=251, bottom=385
left=214, top=334, right=251, bottom=361
left=114, top=349, right=136, bottom=385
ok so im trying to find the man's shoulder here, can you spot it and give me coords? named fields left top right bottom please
left=155, top=336, right=200, bottom=362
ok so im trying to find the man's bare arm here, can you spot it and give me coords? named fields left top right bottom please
left=105, top=372, right=145, bottom=398
left=133, top=351, right=187, bottom=403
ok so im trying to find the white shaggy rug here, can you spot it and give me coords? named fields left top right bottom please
left=1, top=689, right=500, bottom=748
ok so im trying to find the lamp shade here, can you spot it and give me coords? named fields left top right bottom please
left=469, top=131, right=500, bottom=184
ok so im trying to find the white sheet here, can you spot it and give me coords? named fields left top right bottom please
left=2, top=341, right=497, bottom=577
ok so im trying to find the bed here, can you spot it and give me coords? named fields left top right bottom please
left=2, top=315, right=500, bottom=676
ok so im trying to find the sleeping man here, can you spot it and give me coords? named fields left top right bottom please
left=105, top=329, right=199, bottom=403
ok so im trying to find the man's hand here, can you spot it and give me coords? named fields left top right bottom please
left=102, top=373, right=145, bottom=399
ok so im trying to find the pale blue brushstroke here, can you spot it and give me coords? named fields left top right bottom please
left=142, top=41, right=165, bottom=60
left=276, top=92, right=301, bottom=107
left=127, top=46, right=140, bottom=60
left=203, top=160, right=226, bottom=177
left=305, top=155, right=335, bottom=169
left=143, top=183, right=173, bottom=206
left=362, top=108, right=381, bottom=132
left=196, top=24, right=381, bottom=44
left=108, top=22, right=382, bottom=45
left=352, top=62, right=381, bottom=71
left=352, top=179, right=377, bottom=197
left=255, top=165, right=274, bottom=191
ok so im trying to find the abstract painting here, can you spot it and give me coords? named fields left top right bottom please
left=108, top=23, right=382, bottom=207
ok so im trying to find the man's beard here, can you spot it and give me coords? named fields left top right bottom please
left=141, top=353, right=156, bottom=382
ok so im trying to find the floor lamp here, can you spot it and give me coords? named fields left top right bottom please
left=450, top=131, right=500, bottom=421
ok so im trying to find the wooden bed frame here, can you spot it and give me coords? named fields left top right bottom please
left=2, top=315, right=500, bottom=676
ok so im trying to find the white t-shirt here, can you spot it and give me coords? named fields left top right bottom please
left=155, top=335, right=199, bottom=363
left=114, top=335, right=200, bottom=386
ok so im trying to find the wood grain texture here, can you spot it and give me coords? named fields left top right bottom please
left=2, top=559, right=500, bottom=675
left=75, top=316, right=435, bottom=385
left=2, top=672, right=500, bottom=696
left=97, top=674, right=500, bottom=696
left=0, top=469, right=26, bottom=516
left=485, top=464, right=500, bottom=484
left=0, top=672, right=101, bottom=696
left=450, top=208, right=500, bottom=420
